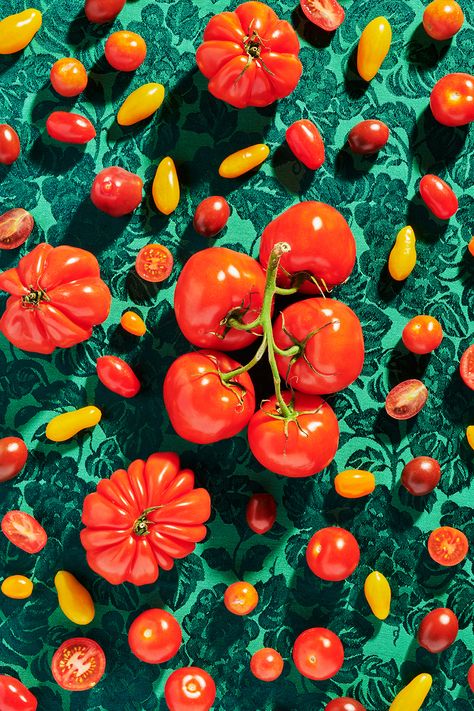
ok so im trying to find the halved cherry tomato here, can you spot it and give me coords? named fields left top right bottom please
left=1, top=575, right=33, bottom=599
left=0, top=9, right=42, bottom=54
left=419, top=175, right=458, bottom=220
left=224, top=581, right=258, bottom=616
left=54, top=571, right=95, bottom=626
left=165, top=667, right=216, bottom=711
left=286, top=119, right=325, bottom=169
left=193, top=196, right=230, bottom=237
left=0, top=124, right=20, bottom=165
left=423, top=0, right=464, bottom=40
left=152, top=157, right=180, bottom=215
left=402, top=315, right=443, bottom=354
left=1, top=511, right=47, bottom=553
left=46, top=111, right=96, bottom=144
left=135, top=243, right=173, bottom=282
left=105, top=31, right=147, bottom=71
left=306, top=527, right=360, bottom=581
left=0, top=675, right=37, bottom=711
left=0, top=437, right=28, bottom=482
left=51, top=637, right=105, bottom=691
left=348, top=120, right=389, bottom=155
left=357, top=17, right=392, bottom=82
left=418, top=608, right=458, bottom=653
left=120, top=311, right=146, bottom=336
left=250, top=648, right=284, bottom=681
left=246, top=493, right=276, bottom=534
left=389, top=674, right=432, bottom=711
left=117, top=83, right=165, bottom=126
left=334, top=470, right=375, bottom=498
left=293, top=628, right=344, bottom=680
left=85, top=0, right=125, bottom=23
left=428, top=526, right=468, bottom=566
left=326, top=699, right=366, bottom=711
left=401, top=457, right=441, bottom=495
left=299, top=0, right=344, bottom=31
left=128, top=609, right=182, bottom=664
left=385, top=379, right=428, bottom=420
left=50, top=58, right=88, bottom=97
left=388, top=225, right=417, bottom=281
left=0, top=209, right=34, bottom=250
left=219, top=144, right=269, bottom=178
left=91, top=166, right=143, bottom=217
left=459, top=345, right=474, bottom=390
left=430, top=73, right=474, bottom=127
left=96, top=355, right=141, bottom=398
left=46, top=406, right=102, bottom=442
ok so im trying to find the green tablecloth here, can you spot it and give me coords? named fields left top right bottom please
left=0, top=0, right=473, bottom=709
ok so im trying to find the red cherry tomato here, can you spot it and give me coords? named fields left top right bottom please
left=0, top=437, right=28, bottom=482
left=306, top=527, right=360, bottom=581
left=385, top=379, right=428, bottom=420
left=459, top=345, right=474, bottom=390
left=428, top=526, right=469, bottom=567
left=96, top=355, right=141, bottom=398
left=46, top=111, right=96, bottom=144
left=51, top=637, right=106, bottom=691
left=85, top=0, right=126, bottom=23
left=193, top=196, right=230, bottom=237
left=0, top=124, right=20, bottom=165
left=250, top=648, right=284, bottom=681
left=402, top=315, right=443, bottom=354
left=135, top=243, right=173, bottom=282
left=401, top=457, right=441, bottom=496
left=128, top=609, right=182, bottom=664
left=430, top=73, right=474, bottom=127
left=423, top=0, right=464, bottom=40
left=293, top=628, right=344, bottom=680
left=1, top=510, right=47, bottom=553
left=0, top=208, right=34, bottom=250
left=469, top=237, right=474, bottom=257
left=90, top=166, right=143, bottom=217
left=286, top=119, right=325, bottom=169
left=325, top=700, right=366, bottom=711
left=299, top=0, right=345, bottom=31
left=468, top=664, right=474, bottom=693
left=165, top=667, right=216, bottom=711
left=0, top=675, right=37, bottom=711
left=419, top=175, right=458, bottom=220
left=105, top=31, right=147, bottom=71
left=347, top=120, right=389, bottom=155
left=224, top=581, right=258, bottom=616
left=418, top=608, right=459, bottom=653
left=50, top=58, right=88, bottom=97
left=246, top=493, right=276, bottom=534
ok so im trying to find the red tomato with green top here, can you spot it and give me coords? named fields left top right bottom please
left=128, top=609, right=181, bottom=663
left=293, top=628, right=344, bottom=680
left=0, top=675, right=37, bottom=711
left=347, top=120, right=389, bottom=155
left=1, top=510, right=47, bottom=553
left=193, top=196, right=230, bottom=237
left=402, top=315, right=443, bottom=354
left=430, top=73, right=474, bottom=126
left=418, top=608, right=459, bottom=653
left=460, top=345, right=474, bottom=389
left=85, top=0, right=125, bottom=23
left=0, top=124, right=20, bottom=165
left=46, top=111, right=96, bottom=144
left=105, top=31, right=147, bottom=71
left=419, top=175, right=458, bottom=219
left=165, top=667, right=216, bottom=711
left=51, top=637, right=105, bottom=691
left=96, top=356, right=141, bottom=398
left=326, top=700, right=366, bottom=711
left=250, top=648, right=284, bottom=681
left=286, top=119, right=325, bottom=169
left=299, top=0, right=345, bottom=31
left=306, top=527, right=360, bottom=581
left=0, top=437, right=28, bottom=482
left=91, top=167, right=143, bottom=217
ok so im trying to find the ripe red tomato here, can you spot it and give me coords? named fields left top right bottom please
left=286, top=119, right=325, bottom=169
left=193, top=196, right=230, bottom=237
left=51, top=638, right=106, bottom=691
left=0, top=208, right=34, bottom=250
left=418, top=608, right=459, bottom=653
left=250, top=648, right=284, bottom=681
left=50, top=58, right=88, bottom=97
left=165, top=667, right=216, bottom=711
left=423, top=0, right=464, bottom=40
left=401, top=457, right=441, bottom=496
left=419, top=175, right=458, bottom=220
left=128, top=609, right=182, bottom=663
left=85, top=0, right=125, bottom=23
left=299, top=0, right=345, bottom=31
left=385, top=380, right=428, bottom=420
left=259, top=202, right=356, bottom=293
left=90, top=166, right=143, bottom=217
left=430, top=73, right=474, bottom=127
left=0, top=124, right=20, bottom=165
left=459, top=344, right=474, bottom=390
left=293, top=628, right=344, bottom=680
left=246, top=493, right=276, bottom=534
left=224, top=581, right=258, bottom=616
left=1, top=511, right=47, bottom=553
left=273, top=298, right=364, bottom=394
left=196, top=2, right=302, bottom=108
left=248, top=391, right=338, bottom=477
left=0, top=243, right=111, bottom=354
left=96, top=355, right=141, bottom=398
left=468, top=664, right=474, bottom=693
left=306, top=527, right=360, bottom=581
left=135, top=243, right=173, bottom=283
left=0, top=675, right=37, bottom=711
left=427, top=526, right=468, bottom=567
left=0, top=437, right=28, bottom=482
left=46, top=111, right=96, bottom=144
left=469, top=237, right=474, bottom=257
left=174, top=247, right=266, bottom=351
left=326, top=700, right=366, bottom=711
left=347, top=120, right=389, bottom=155
left=402, top=315, right=443, bottom=354
left=105, top=31, right=147, bottom=71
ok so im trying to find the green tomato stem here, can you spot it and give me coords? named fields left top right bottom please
left=221, top=335, right=268, bottom=382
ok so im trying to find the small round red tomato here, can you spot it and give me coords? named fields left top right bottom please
left=46, top=111, right=96, bottom=144
left=0, top=208, right=34, bottom=250
left=51, top=637, right=105, bottom=691
left=135, top=243, right=173, bottom=282
left=246, top=493, right=276, bottom=535
left=401, top=457, right=441, bottom=496
left=325, top=699, right=366, bottom=711
left=306, top=527, right=360, bottom=581
left=0, top=675, right=37, bottom=711
left=96, top=355, right=141, bottom=397
left=419, top=175, right=458, bottom=220
left=128, top=609, right=182, bottom=664
left=460, top=345, right=474, bottom=390
left=1, top=511, right=47, bottom=553
left=250, top=648, right=284, bottom=682
left=50, top=58, right=88, bottom=97
left=165, top=667, right=216, bottom=711
left=423, top=0, right=464, bottom=40
left=428, top=526, right=468, bottom=567
left=85, top=0, right=126, bottom=23
left=347, top=120, right=389, bottom=155
left=385, top=379, right=428, bottom=420
left=430, top=73, right=474, bottom=127
left=293, top=628, right=344, bottom=680
left=286, top=120, right=325, bottom=170
left=418, top=607, right=459, bottom=653
left=0, top=437, right=28, bottom=482
left=469, top=237, right=474, bottom=257
left=468, top=664, right=474, bottom=693
left=105, top=31, right=147, bottom=71
left=91, top=166, right=143, bottom=217
left=224, top=581, right=258, bottom=616
left=0, top=124, right=20, bottom=165
left=402, top=315, right=443, bottom=354
left=193, top=196, right=230, bottom=237
left=300, top=0, right=345, bottom=31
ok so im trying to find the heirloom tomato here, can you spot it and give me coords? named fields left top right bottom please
left=427, top=526, right=468, bottom=567
left=418, top=608, right=458, bottom=653
left=46, top=111, right=96, bottom=144
left=385, top=380, right=428, bottom=420
left=460, top=344, right=474, bottom=389
left=128, top=608, right=182, bottom=663
left=299, top=0, right=344, bottom=31
left=347, top=120, right=389, bottom=155
left=193, top=196, right=230, bottom=237
left=0, top=243, right=111, bottom=354
left=0, top=9, right=42, bottom=54
left=293, top=628, right=344, bottom=680
left=1, top=510, right=47, bottom=553
left=402, top=315, right=443, bottom=354
left=423, top=0, right=464, bottom=40
left=246, top=493, right=276, bottom=534
left=105, top=31, right=147, bottom=71
left=135, top=243, right=173, bottom=283
left=250, top=648, right=284, bottom=681
left=51, top=638, right=105, bottom=691
left=0, top=437, right=28, bottom=482
left=91, top=167, right=143, bottom=217
left=165, top=667, right=216, bottom=711
left=196, top=1, right=302, bottom=108
left=286, top=119, right=325, bottom=169
left=50, top=58, right=88, bottom=97
left=96, top=355, right=141, bottom=397
left=401, top=457, right=441, bottom=495
left=0, top=209, right=34, bottom=250
left=419, top=175, right=458, bottom=219
left=224, top=581, right=258, bottom=616
left=81, top=452, right=211, bottom=585
left=174, top=247, right=266, bottom=350
left=0, top=675, right=37, bottom=711
left=306, top=527, right=360, bottom=581
left=85, top=0, right=125, bottom=23
left=326, top=700, right=366, bottom=711
left=430, top=73, right=474, bottom=126
left=0, top=124, right=20, bottom=165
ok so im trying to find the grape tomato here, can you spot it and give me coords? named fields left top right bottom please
left=1, top=511, right=47, bottom=553
left=347, top=120, right=389, bottom=155
left=1, top=575, right=33, bottom=599
left=401, top=457, right=441, bottom=495
left=120, top=311, right=147, bottom=336
left=0, top=208, right=34, bottom=250
left=325, top=700, right=366, bottom=711
left=96, top=356, right=141, bottom=398
left=286, top=119, right=325, bottom=169
left=193, top=196, right=230, bottom=237
left=0, top=675, right=37, bottom=711
left=385, top=380, right=428, bottom=420
left=0, top=124, right=20, bottom=165
left=0, top=437, right=28, bottom=482
left=246, top=493, right=277, bottom=534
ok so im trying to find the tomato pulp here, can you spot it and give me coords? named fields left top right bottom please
left=51, top=638, right=106, bottom=691
left=1, top=510, right=47, bottom=553
left=0, top=208, right=34, bottom=250
left=427, top=526, right=468, bottom=566
left=459, top=345, right=474, bottom=389
left=299, top=0, right=344, bottom=31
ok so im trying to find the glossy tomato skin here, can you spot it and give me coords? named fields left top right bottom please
left=419, top=175, right=458, bottom=219
left=300, top=0, right=344, bottom=31
left=224, top=581, right=258, bottom=616
left=427, top=526, right=468, bottom=567
left=250, top=648, right=284, bottom=681
left=293, top=628, right=344, bottom=680
left=174, top=247, right=266, bottom=350
left=307, top=527, right=360, bottom=581
left=468, top=665, right=474, bottom=693
left=273, top=298, right=364, bottom=394
left=91, top=167, right=142, bottom=217
left=347, top=120, right=389, bottom=155
left=430, top=73, right=474, bottom=126
left=401, top=457, right=441, bottom=495
left=0, top=124, right=20, bottom=164
left=0, top=675, right=37, bottom=711
left=423, top=0, right=464, bottom=40
left=418, top=608, right=458, bottom=653
left=128, top=609, right=182, bottom=663
left=51, top=638, right=105, bottom=691
left=259, top=202, right=356, bottom=293
left=96, top=356, right=141, bottom=397
left=0, top=437, right=28, bottom=482
left=286, top=119, right=325, bottom=169
left=46, top=112, right=96, bottom=144
left=85, top=0, right=126, bottom=23
left=0, top=208, right=34, bottom=250
left=135, top=244, right=173, bottom=283
left=105, top=31, right=147, bottom=71
left=193, top=196, right=230, bottom=237
left=385, top=380, right=428, bottom=420
left=165, top=667, right=216, bottom=711
left=325, top=699, right=366, bottom=711
left=50, top=58, right=88, bottom=97
left=1, top=510, right=47, bottom=553
left=246, top=493, right=276, bottom=534
left=460, top=345, right=474, bottom=389
left=402, top=315, right=443, bottom=354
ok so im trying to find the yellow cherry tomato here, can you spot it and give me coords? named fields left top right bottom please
left=388, top=226, right=417, bottom=281
left=46, top=406, right=102, bottom=442
left=0, top=9, right=42, bottom=54
left=152, top=156, right=180, bottom=215
left=120, top=310, right=146, bottom=336
left=466, top=425, right=474, bottom=450
left=334, top=469, right=375, bottom=498
left=117, top=82, right=165, bottom=126
left=357, top=16, right=392, bottom=82
left=2, top=575, right=33, bottom=599
left=219, top=144, right=270, bottom=179
left=54, top=571, right=95, bottom=625
left=389, top=673, right=432, bottom=711
left=364, top=571, right=391, bottom=620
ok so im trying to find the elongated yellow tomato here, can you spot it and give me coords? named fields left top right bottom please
left=388, top=226, right=417, bottom=281
left=1, top=574, right=33, bottom=599
left=54, top=571, right=95, bottom=625
left=152, top=156, right=180, bottom=215
left=46, top=406, right=102, bottom=442
left=466, top=425, right=474, bottom=449
left=389, top=673, right=432, bottom=711
left=0, top=9, right=42, bottom=54
left=364, top=570, right=391, bottom=620
left=357, top=17, right=392, bottom=81
left=117, top=83, right=165, bottom=126
left=120, top=310, right=146, bottom=336
left=219, top=144, right=270, bottom=179
left=334, top=469, right=375, bottom=498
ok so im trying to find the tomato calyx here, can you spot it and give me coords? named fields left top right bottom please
left=133, top=505, right=163, bottom=536
left=218, top=294, right=262, bottom=338
left=234, top=25, right=276, bottom=84
left=21, top=285, right=50, bottom=309
left=279, top=314, right=339, bottom=380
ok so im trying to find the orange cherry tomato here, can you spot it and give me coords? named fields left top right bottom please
left=402, top=315, right=443, bottom=354
left=50, top=58, right=88, bottom=97
left=135, top=243, right=173, bottom=283
left=357, top=17, right=392, bottom=82
left=51, top=637, right=105, bottom=691
left=427, top=526, right=469, bottom=567
left=0, top=125, right=20, bottom=165
left=1, top=575, right=33, bottom=599
left=250, top=648, right=284, bottom=681
left=224, top=581, right=258, bottom=616
left=423, top=0, right=464, bottom=40
left=120, top=311, right=146, bottom=336
left=468, top=237, right=474, bottom=257
left=128, top=609, right=182, bottom=664
left=0, top=9, right=42, bottom=54
left=246, top=493, right=276, bottom=534
left=385, top=379, right=428, bottom=420
left=334, top=470, right=375, bottom=498
left=219, top=144, right=270, bottom=178
left=430, top=73, right=474, bottom=127
left=105, top=31, right=147, bottom=72
left=460, top=344, right=474, bottom=389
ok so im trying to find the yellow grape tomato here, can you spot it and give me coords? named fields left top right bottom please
left=117, top=83, right=165, bottom=126
left=54, top=571, right=95, bottom=625
left=334, top=469, right=375, bottom=498
left=219, top=144, right=270, bottom=179
left=357, top=16, right=392, bottom=81
left=364, top=570, right=391, bottom=620
left=0, top=9, right=42, bottom=54
left=152, top=157, right=180, bottom=215
left=46, top=406, right=102, bottom=442
left=2, top=574, right=33, bottom=599
left=389, top=673, right=432, bottom=711
left=388, top=225, right=417, bottom=281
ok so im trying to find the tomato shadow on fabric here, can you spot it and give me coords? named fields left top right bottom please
left=414, top=548, right=454, bottom=593
left=85, top=58, right=136, bottom=107
left=456, top=245, right=474, bottom=291
left=372, top=407, right=418, bottom=448
left=376, top=263, right=406, bottom=304
left=343, top=45, right=370, bottom=100
left=291, top=7, right=337, bottom=49
left=334, top=146, right=380, bottom=181
left=396, top=484, right=437, bottom=520
left=271, top=143, right=316, bottom=194
left=440, top=366, right=474, bottom=432
left=385, top=341, right=431, bottom=390
left=410, top=106, right=469, bottom=173
left=66, top=7, right=112, bottom=47
left=406, top=24, right=452, bottom=69
left=125, top=268, right=164, bottom=304
left=405, top=194, right=449, bottom=244
left=62, top=196, right=133, bottom=252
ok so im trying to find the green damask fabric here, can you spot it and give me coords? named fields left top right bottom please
left=0, top=0, right=473, bottom=709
